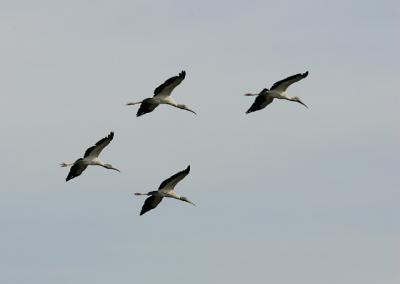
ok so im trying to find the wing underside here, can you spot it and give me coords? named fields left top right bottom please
left=140, top=195, right=163, bottom=215
left=66, top=159, right=87, bottom=181
left=270, top=71, right=308, bottom=92
left=137, top=99, right=159, bottom=117
left=246, top=95, right=274, bottom=114
left=84, top=132, right=114, bottom=158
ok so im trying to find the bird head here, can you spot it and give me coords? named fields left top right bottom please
left=104, top=164, right=121, bottom=172
left=291, top=97, right=308, bottom=108
left=180, top=196, right=196, bottom=206
left=178, top=104, right=197, bottom=115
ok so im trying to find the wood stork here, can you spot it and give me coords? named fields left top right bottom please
left=126, top=70, right=197, bottom=116
left=60, top=132, right=120, bottom=182
left=245, top=71, right=309, bottom=114
left=134, top=165, right=195, bottom=215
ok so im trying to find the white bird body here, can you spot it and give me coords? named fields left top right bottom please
left=84, top=157, right=104, bottom=166
left=268, top=90, right=290, bottom=100
left=144, top=190, right=180, bottom=200
left=62, top=158, right=105, bottom=167
left=150, top=95, right=178, bottom=106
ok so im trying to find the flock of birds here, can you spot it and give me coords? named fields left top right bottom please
left=61, top=70, right=309, bottom=215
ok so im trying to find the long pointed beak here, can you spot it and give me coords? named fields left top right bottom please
left=185, top=107, right=197, bottom=115
left=297, top=100, right=308, bottom=108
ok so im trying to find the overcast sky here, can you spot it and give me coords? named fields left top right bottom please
left=0, top=0, right=399, bottom=283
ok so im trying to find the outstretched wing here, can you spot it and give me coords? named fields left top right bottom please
left=84, top=132, right=114, bottom=158
left=246, top=94, right=274, bottom=114
left=153, top=70, right=186, bottom=98
left=137, top=98, right=159, bottom=117
left=270, top=71, right=308, bottom=92
left=158, top=165, right=190, bottom=192
left=66, top=159, right=87, bottom=181
left=140, top=195, right=163, bottom=215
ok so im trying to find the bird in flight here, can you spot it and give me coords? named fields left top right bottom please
left=134, top=165, right=195, bottom=215
left=245, top=71, right=309, bottom=114
left=126, top=70, right=197, bottom=117
left=60, top=132, right=120, bottom=181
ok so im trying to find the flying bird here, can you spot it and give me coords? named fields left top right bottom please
left=126, top=70, right=197, bottom=116
left=134, top=165, right=195, bottom=215
left=60, top=132, right=120, bottom=182
left=245, top=71, right=309, bottom=114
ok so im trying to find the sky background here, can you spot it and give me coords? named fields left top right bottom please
left=0, top=0, right=399, bottom=283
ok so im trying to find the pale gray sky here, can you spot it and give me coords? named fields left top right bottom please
left=0, top=0, right=399, bottom=283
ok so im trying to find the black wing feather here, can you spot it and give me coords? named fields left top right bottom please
left=84, top=132, right=114, bottom=158
left=140, top=195, right=163, bottom=215
left=246, top=95, right=274, bottom=114
left=66, top=159, right=87, bottom=181
left=137, top=99, right=159, bottom=117
left=270, top=71, right=308, bottom=90
left=158, top=165, right=190, bottom=190
left=153, top=71, right=186, bottom=96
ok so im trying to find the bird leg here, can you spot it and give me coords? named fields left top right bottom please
left=60, top=162, right=74, bottom=167
left=126, top=101, right=142, bottom=106
left=135, top=191, right=158, bottom=196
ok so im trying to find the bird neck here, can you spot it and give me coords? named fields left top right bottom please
left=162, top=96, right=178, bottom=106
left=158, top=191, right=179, bottom=200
